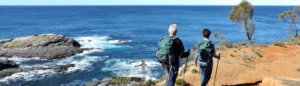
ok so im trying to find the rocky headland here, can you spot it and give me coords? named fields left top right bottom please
left=0, top=34, right=91, bottom=59
left=0, top=34, right=92, bottom=79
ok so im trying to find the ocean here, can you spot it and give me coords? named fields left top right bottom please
left=0, top=6, right=296, bottom=86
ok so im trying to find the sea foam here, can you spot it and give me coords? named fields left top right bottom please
left=101, top=59, right=161, bottom=80
left=0, top=35, right=129, bottom=83
left=74, top=35, right=131, bottom=49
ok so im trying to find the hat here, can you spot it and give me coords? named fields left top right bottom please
left=168, top=24, right=177, bottom=37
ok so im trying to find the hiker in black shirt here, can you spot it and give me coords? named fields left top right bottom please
left=157, top=24, right=190, bottom=86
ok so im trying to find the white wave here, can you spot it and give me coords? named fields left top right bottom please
left=74, top=36, right=131, bottom=49
left=66, top=56, right=108, bottom=73
left=0, top=55, right=107, bottom=83
left=101, top=59, right=161, bottom=80
left=0, top=39, right=9, bottom=42
left=0, top=49, right=107, bottom=82
left=107, top=40, right=132, bottom=44
left=0, top=35, right=132, bottom=83
left=75, top=49, right=103, bottom=56
left=0, top=56, right=46, bottom=65
left=0, top=69, right=56, bottom=83
left=19, top=55, right=107, bottom=71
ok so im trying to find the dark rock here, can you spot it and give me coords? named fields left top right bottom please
left=0, top=68, right=22, bottom=78
left=0, top=60, right=19, bottom=71
left=53, top=64, right=75, bottom=72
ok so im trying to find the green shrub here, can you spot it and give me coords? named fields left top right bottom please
left=273, top=41, right=285, bottom=47
left=133, top=80, right=157, bottom=86
left=85, top=79, right=101, bottom=86
left=108, top=77, right=130, bottom=85
left=192, top=69, right=198, bottom=74
left=175, top=78, right=190, bottom=86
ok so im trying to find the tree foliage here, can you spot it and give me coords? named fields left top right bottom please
left=279, top=6, right=300, bottom=37
left=229, top=0, right=255, bottom=44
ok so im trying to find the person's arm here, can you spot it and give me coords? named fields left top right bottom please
left=211, top=44, right=220, bottom=59
left=175, top=39, right=184, bottom=58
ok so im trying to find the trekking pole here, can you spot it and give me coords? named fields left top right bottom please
left=213, top=54, right=220, bottom=86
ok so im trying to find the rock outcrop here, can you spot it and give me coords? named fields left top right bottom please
left=0, top=34, right=90, bottom=59
left=0, top=60, right=19, bottom=71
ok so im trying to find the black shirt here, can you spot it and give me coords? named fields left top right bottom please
left=169, top=37, right=186, bottom=65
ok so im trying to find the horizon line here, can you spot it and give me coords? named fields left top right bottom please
left=0, top=5, right=298, bottom=6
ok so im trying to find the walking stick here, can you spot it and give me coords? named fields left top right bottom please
left=213, top=54, right=220, bottom=86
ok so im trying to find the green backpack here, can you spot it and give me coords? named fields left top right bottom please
left=156, top=36, right=177, bottom=62
left=196, top=40, right=214, bottom=61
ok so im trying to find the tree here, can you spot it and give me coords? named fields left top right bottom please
left=279, top=6, right=299, bottom=37
left=229, top=0, right=255, bottom=44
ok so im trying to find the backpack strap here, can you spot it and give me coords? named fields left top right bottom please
left=195, top=40, right=203, bottom=63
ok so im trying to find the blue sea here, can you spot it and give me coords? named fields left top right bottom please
left=0, top=6, right=296, bottom=86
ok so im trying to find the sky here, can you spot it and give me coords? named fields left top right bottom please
left=0, top=0, right=299, bottom=6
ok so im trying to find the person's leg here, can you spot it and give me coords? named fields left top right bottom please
left=202, top=62, right=213, bottom=86
left=171, top=65, right=179, bottom=86
left=165, top=65, right=173, bottom=86
left=199, top=63, right=206, bottom=86
left=165, top=64, right=178, bottom=86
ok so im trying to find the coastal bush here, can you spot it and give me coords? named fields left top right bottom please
left=216, top=36, right=233, bottom=50
left=108, top=77, right=130, bottom=85
left=273, top=35, right=300, bottom=45
left=192, top=68, right=198, bottom=74
left=85, top=77, right=153, bottom=86
left=175, top=78, right=190, bottom=86
left=229, top=0, right=255, bottom=44
left=279, top=6, right=300, bottom=36
left=85, top=79, right=101, bottom=86
left=220, top=38, right=233, bottom=48
left=133, top=80, right=157, bottom=86
left=273, top=41, right=285, bottom=47
left=285, top=36, right=300, bottom=45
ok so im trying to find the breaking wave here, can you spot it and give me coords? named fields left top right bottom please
left=101, top=59, right=161, bottom=80
left=74, top=35, right=131, bottom=49
left=0, top=35, right=131, bottom=84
